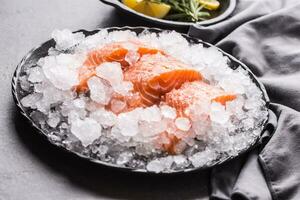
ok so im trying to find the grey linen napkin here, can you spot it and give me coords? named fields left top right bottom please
left=188, top=0, right=300, bottom=199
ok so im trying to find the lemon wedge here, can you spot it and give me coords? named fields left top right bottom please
left=198, top=0, right=220, bottom=10
left=122, top=0, right=141, bottom=8
left=122, top=0, right=171, bottom=19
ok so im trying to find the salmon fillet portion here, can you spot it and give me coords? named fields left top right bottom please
left=84, top=41, right=163, bottom=68
left=75, top=41, right=164, bottom=92
left=124, top=54, right=203, bottom=106
left=160, top=82, right=236, bottom=154
left=165, top=81, right=236, bottom=115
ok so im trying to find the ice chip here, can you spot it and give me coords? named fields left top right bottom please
left=146, top=156, right=173, bottom=173
left=140, top=105, right=161, bottom=122
left=160, top=105, right=177, bottom=119
left=111, top=126, right=131, bottom=142
left=52, top=29, right=85, bottom=51
left=47, top=112, right=61, bottom=128
left=21, top=93, right=42, bottom=108
left=146, top=159, right=165, bottom=173
left=189, top=149, right=217, bottom=167
left=90, top=108, right=117, bottom=128
left=125, top=50, right=140, bottom=66
left=117, top=110, right=140, bottom=137
left=173, top=155, right=188, bottom=168
left=70, top=117, right=102, bottom=147
left=112, top=81, right=133, bottom=95
left=116, top=151, right=133, bottom=165
left=97, top=145, right=109, bottom=155
left=210, top=102, right=230, bottom=124
left=140, top=121, right=167, bottom=137
left=107, top=30, right=137, bottom=42
left=77, top=29, right=108, bottom=51
left=73, top=98, right=86, bottom=109
left=28, top=67, right=44, bottom=83
left=175, top=117, right=191, bottom=131
left=96, top=62, right=123, bottom=86
left=87, top=76, right=109, bottom=105
left=19, top=76, right=31, bottom=91
left=42, top=54, right=83, bottom=90
left=218, top=73, right=246, bottom=94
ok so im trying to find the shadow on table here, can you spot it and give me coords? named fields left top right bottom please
left=12, top=105, right=210, bottom=200
left=97, top=10, right=189, bottom=33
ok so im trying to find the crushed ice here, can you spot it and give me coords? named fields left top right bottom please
left=18, top=29, right=269, bottom=173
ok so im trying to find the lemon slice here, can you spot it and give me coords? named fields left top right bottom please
left=122, top=0, right=171, bottom=19
left=198, top=0, right=220, bottom=10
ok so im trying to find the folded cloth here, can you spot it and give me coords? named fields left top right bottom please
left=189, top=0, right=300, bottom=199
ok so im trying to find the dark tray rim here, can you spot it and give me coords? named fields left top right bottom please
left=12, top=26, right=270, bottom=175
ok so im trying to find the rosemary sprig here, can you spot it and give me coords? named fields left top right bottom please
left=162, top=0, right=211, bottom=22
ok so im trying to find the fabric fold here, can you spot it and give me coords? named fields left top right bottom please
left=187, top=0, right=300, bottom=199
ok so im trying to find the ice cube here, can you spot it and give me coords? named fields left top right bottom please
left=87, top=76, right=109, bottom=105
left=173, top=155, right=188, bottom=168
left=146, top=159, right=165, bottom=173
left=161, top=156, right=174, bottom=169
left=160, top=105, right=177, bottom=119
left=146, top=156, right=174, bottom=173
left=226, top=96, right=245, bottom=120
left=73, top=98, right=86, bottom=109
left=140, top=105, right=161, bottom=122
left=42, top=54, right=83, bottom=90
left=117, top=110, right=139, bottom=137
left=210, top=102, right=230, bottom=124
left=112, top=81, right=133, bottom=95
left=70, top=117, right=102, bottom=147
left=52, top=29, right=85, bottom=51
left=242, top=118, right=255, bottom=130
left=61, top=98, right=87, bottom=119
left=189, top=149, right=217, bottom=167
left=218, top=72, right=247, bottom=94
left=97, top=145, right=109, bottom=155
left=139, top=121, right=167, bottom=137
left=192, top=117, right=210, bottom=136
left=19, top=76, right=31, bottom=91
left=30, top=111, right=47, bottom=125
left=125, top=50, right=140, bottom=66
left=90, top=108, right=117, bottom=128
left=111, top=126, right=131, bottom=142
left=175, top=117, right=191, bottom=131
left=21, top=93, right=42, bottom=108
left=28, top=67, right=44, bottom=83
left=77, top=29, right=108, bottom=51
left=96, top=62, right=123, bottom=86
left=116, top=151, right=133, bottom=165
left=47, top=112, right=61, bottom=128
left=107, top=30, right=137, bottom=42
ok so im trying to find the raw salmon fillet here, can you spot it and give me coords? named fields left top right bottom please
left=124, top=54, right=203, bottom=106
left=165, top=81, right=236, bottom=115
left=160, top=82, right=235, bottom=154
left=75, top=41, right=164, bottom=92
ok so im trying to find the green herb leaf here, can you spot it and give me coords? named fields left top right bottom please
left=161, top=0, right=211, bottom=22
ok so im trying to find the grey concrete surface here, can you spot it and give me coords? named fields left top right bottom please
left=0, top=0, right=209, bottom=199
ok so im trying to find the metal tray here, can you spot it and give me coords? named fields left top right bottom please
left=12, top=26, right=269, bottom=174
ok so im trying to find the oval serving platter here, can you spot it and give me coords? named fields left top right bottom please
left=12, top=27, right=269, bottom=174
left=100, top=0, right=237, bottom=27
